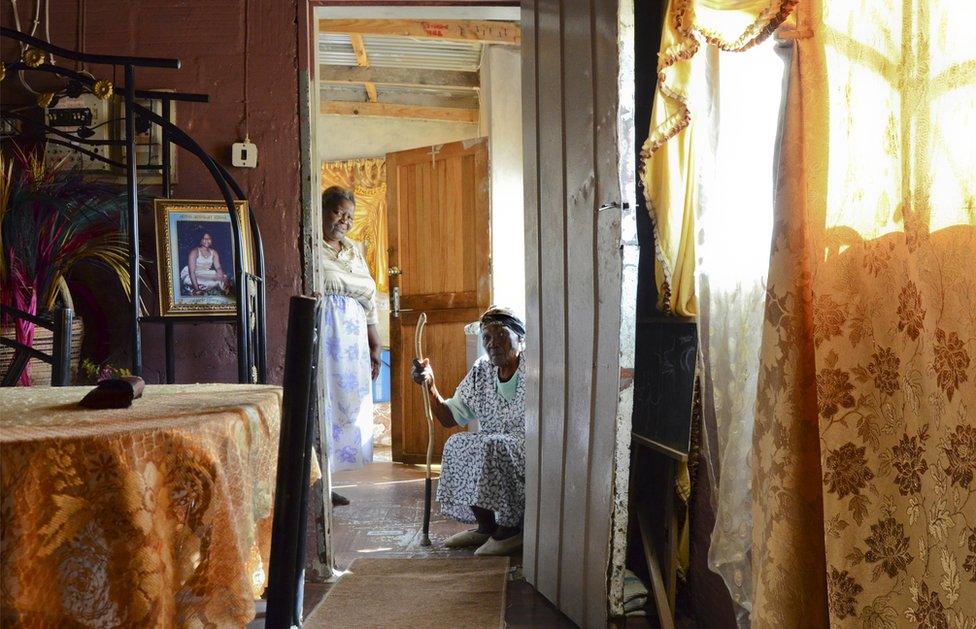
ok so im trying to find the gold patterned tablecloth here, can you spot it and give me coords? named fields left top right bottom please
left=0, top=384, right=283, bottom=628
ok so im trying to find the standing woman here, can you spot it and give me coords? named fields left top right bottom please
left=319, top=186, right=382, bottom=503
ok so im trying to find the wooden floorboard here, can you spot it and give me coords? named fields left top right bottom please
left=330, top=457, right=471, bottom=567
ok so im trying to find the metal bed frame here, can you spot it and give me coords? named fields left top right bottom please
left=1, top=27, right=267, bottom=384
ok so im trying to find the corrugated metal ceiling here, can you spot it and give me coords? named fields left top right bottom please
left=319, top=34, right=483, bottom=72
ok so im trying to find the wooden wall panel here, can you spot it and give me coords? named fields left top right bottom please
left=534, top=0, right=568, bottom=605
left=521, top=1, right=623, bottom=627
left=520, top=0, right=543, bottom=590
left=589, top=0, right=627, bottom=626
left=560, top=0, right=598, bottom=623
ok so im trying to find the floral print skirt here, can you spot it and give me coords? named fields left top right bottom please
left=320, top=294, right=373, bottom=473
left=437, top=431, right=525, bottom=527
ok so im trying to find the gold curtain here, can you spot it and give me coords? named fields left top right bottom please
left=753, top=0, right=976, bottom=626
left=321, top=158, right=389, bottom=294
left=640, top=0, right=797, bottom=315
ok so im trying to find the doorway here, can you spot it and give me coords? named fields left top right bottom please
left=304, top=4, right=527, bottom=575
left=299, top=2, right=636, bottom=626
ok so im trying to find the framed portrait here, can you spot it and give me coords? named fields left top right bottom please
left=154, top=199, right=253, bottom=316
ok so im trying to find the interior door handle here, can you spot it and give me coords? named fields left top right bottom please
left=598, top=201, right=629, bottom=212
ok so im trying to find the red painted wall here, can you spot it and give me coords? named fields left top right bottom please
left=2, top=1, right=304, bottom=384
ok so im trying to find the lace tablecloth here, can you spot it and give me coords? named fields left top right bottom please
left=0, top=384, right=283, bottom=627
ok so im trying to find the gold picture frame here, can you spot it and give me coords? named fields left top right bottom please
left=154, top=199, right=253, bottom=317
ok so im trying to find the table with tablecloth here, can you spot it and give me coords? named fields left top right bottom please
left=0, top=384, right=284, bottom=627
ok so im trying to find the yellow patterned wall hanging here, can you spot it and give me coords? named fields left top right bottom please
left=321, top=158, right=389, bottom=294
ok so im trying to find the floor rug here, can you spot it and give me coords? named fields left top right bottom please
left=304, top=556, right=509, bottom=628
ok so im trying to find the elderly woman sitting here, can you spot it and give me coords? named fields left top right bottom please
left=412, top=306, right=526, bottom=556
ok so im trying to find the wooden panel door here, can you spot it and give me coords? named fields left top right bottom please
left=522, top=1, right=631, bottom=627
left=387, top=138, right=491, bottom=464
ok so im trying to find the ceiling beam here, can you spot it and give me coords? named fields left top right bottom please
left=319, top=19, right=521, bottom=46
left=321, top=100, right=479, bottom=124
left=319, top=65, right=480, bottom=91
left=364, top=83, right=378, bottom=103
left=346, top=34, right=378, bottom=102
left=349, top=33, right=370, bottom=67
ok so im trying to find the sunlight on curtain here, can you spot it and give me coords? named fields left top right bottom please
left=640, top=0, right=797, bottom=315
left=819, top=2, right=976, bottom=242
left=321, top=158, right=389, bottom=294
left=694, top=37, right=789, bottom=627
left=752, top=0, right=976, bottom=625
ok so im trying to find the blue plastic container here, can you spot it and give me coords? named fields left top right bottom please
left=372, top=348, right=391, bottom=403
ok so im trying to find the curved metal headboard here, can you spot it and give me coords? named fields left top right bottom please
left=1, top=27, right=267, bottom=383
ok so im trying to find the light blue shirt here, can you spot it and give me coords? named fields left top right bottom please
left=444, top=368, right=520, bottom=426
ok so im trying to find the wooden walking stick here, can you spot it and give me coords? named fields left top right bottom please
left=415, top=312, right=434, bottom=546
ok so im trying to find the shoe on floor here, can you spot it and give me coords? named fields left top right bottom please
left=474, top=532, right=523, bottom=556
left=331, top=491, right=350, bottom=506
left=444, top=529, right=491, bottom=548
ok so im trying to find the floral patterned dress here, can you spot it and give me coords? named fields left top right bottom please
left=318, top=238, right=378, bottom=474
left=437, top=356, right=526, bottom=527
left=319, top=295, right=374, bottom=473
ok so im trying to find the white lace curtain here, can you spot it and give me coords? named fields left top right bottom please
left=692, top=37, right=791, bottom=626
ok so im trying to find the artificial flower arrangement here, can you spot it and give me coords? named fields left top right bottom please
left=78, top=357, right=131, bottom=385
left=0, top=145, right=132, bottom=385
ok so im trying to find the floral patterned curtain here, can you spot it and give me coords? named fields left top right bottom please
left=643, top=0, right=976, bottom=625
left=752, top=0, right=976, bottom=626
left=321, top=158, right=389, bottom=294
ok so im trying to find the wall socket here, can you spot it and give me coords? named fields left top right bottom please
left=231, top=139, right=257, bottom=168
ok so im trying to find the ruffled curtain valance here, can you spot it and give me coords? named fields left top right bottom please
left=639, top=0, right=797, bottom=316
left=321, top=158, right=389, bottom=294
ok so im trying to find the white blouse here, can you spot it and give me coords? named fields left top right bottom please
left=319, top=238, right=379, bottom=325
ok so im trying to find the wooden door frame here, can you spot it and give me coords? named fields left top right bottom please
left=608, top=0, right=638, bottom=618
left=296, top=0, right=523, bottom=582
left=298, top=5, right=640, bottom=624
left=297, top=0, right=335, bottom=583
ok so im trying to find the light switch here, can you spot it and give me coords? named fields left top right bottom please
left=232, top=140, right=257, bottom=168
